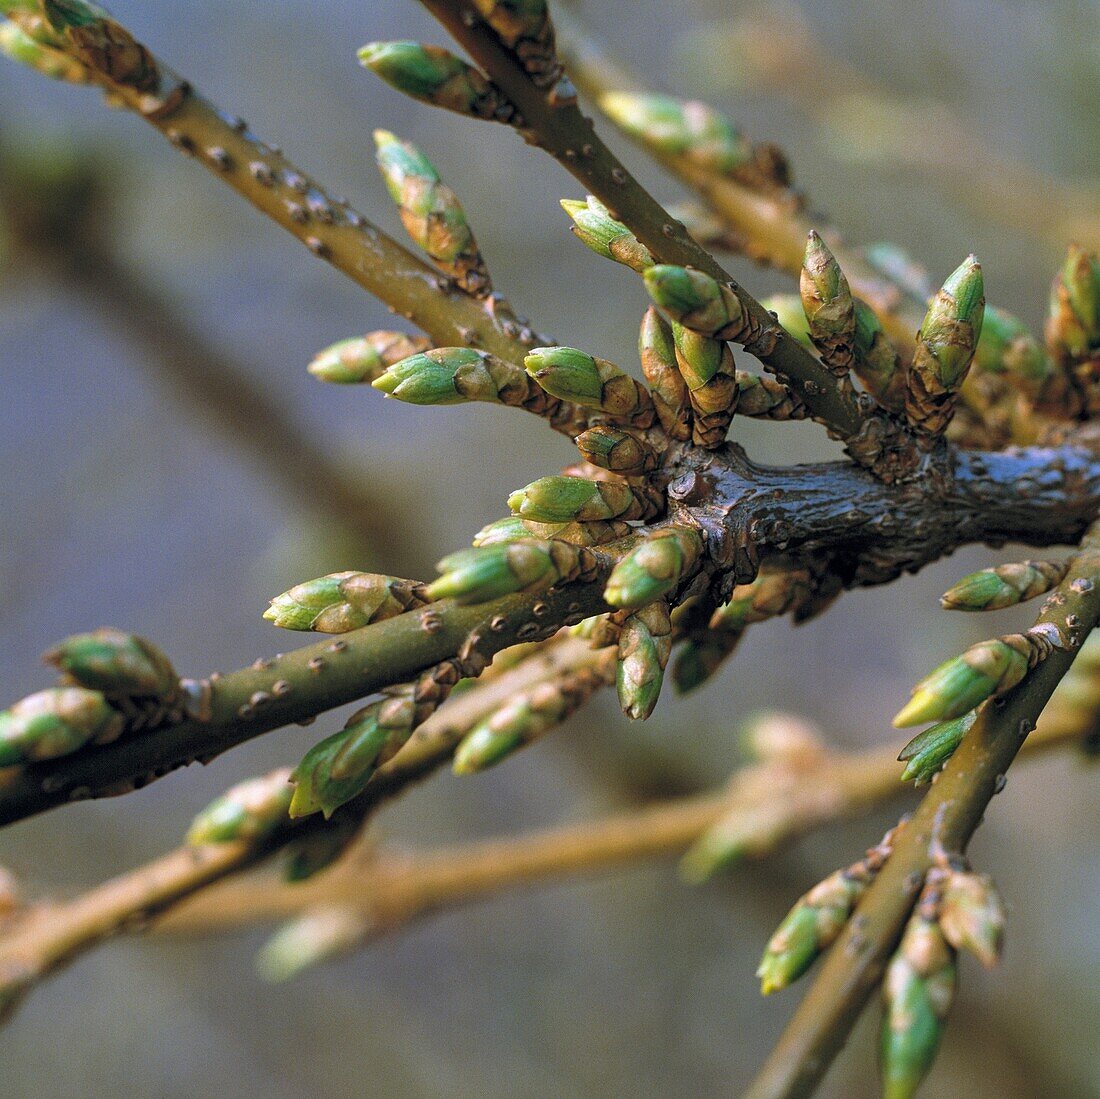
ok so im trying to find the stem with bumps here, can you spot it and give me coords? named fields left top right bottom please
left=744, top=519, right=1100, bottom=1099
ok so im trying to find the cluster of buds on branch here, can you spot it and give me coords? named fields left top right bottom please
left=2, top=1, right=1100, bottom=1097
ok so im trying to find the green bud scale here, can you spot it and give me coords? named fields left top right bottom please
left=599, top=92, right=751, bottom=176
left=186, top=768, right=294, bottom=846
left=508, top=475, right=661, bottom=524
left=359, top=41, right=519, bottom=125
left=308, top=331, right=430, bottom=385
left=264, top=572, right=428, bottom=633
left=453, top=658, right=613, bottom=773
left=898, top=711, right=976, bottom=785
left=473, top=515, right=632, bottom=548
left=616, top=601, right=672, bottom=720
left=427, top=538, right=601, bottom=604
left=800, top=231, right=855, bottom=377
left=672, top=323, right=738, bottom=448
left=940, top=559, right=1068, bottom=612
left=525, top=345, right=656, bottom=429
left=374, top=129, right=491, bottom=296
left=638, top=306, right=692, bottom=440
left=604, top=525, right=704, bottom=610
left=560, top=196, right=654, bottom=274
left=905, top=256, right=985, bottom=435
left=0, top=686, right=124, bottom=766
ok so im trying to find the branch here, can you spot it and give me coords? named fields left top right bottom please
left=744, top=518, right=1100, bottom=1099
left=0, top=582, right=609, bottom=826
left=1, top=696, right=1087, bottom=1011
left=416, top=0, right=885, bottom=449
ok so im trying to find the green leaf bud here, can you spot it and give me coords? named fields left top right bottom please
left=574, top=424, right=658, bottom=476
left=905, top=255, right=985, bottom=434
left=800, top=230, right=855, bottom=375
left=359, top=41, right=516, bottom=124
left=972, top=305, right=1048, bottom=390
left=598, top=91, right=751, bottom=175
left=308, top=331, right=430, bottom=385
left=893, top=635, right=1033, bottom=728
left=44, top=627, right=177, bottom=701
left=427, top=539, right=598, bottom=604
left=938, top=868, right=1005, bottom=968
left=604, top=526, right=703, bottom=610
left=616, top=601, right=672, bottom=720
left=559, top=195, right=653, bottom=273
left=525, top=345, right=655, bottom=427
left=940, top=559, right=1067, bottom=612
left=898, top=711, right=976, bottom=785
left=638, top=305, right=692, bottom=440
left=186, top=767, right=294, bottom=846
left=0, top=686, right=124, bottom=766
left=852, top=299, right=904, bottom=410
left=643, top=264, right=747, bottom=342
left=265, top=572, right=426, bottom=633
left=671, top=322, right=737, bottom=447
left=507, top=475, right=657, bottom=524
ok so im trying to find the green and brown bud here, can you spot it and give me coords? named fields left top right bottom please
left=638, top=306, right=692, bottom=441
left=940, top=559, right=1068, bottom=612
left=186, top=768, right=294, bottom=846
left=264, top=572, right=427, bottom=633
left=255, top=906, right=368, bottom=983
left=473, top=515, right=631, bottom=548
left=559, top=196, right=654, bottom=273
left=880, top=905, right=956, bottom=1099
left=44, top=628, right=177, bottom=701
left=604, top=525, right=704, bottom=610
left=0, top=19, right=91, bottom=81
left=732, top=371, right=807, bottom=420
left=893, top=632, right=1046, bottom=728
left=757, top=868, right=868, bottom=993
left=469, top=0, right=560, bottom=88
left=598, top=92, right=751, bottom=176
left=672, top=323, right=738, bottom=447
left=454, top=659, right=611, bottom=772
left=905, top=255, right=985, bottom=435
left=308, top=331, right=430, bottom=385
left=508, top=475, right=659, bottom=524
left=643, top=264, right=747, bottom=343
left=1046, top=245, right=1100, bottom=413
left=973, top=305, right=1049, bottom=394
left=374, top=129, right=490, bottom=295
left=0, top=686, right=123, bottom=766
left=898, top=711, right=976, bottom=785
left=359, top=41, right=517, bottom=124
left=616, top=601, right=672, bottom=720
left=289, top=701, right=403, bottom=819
left=375, top=347, right=534, bottom=407
left=800, top=230, right=855, bottom=376
left=574, top=424, right=659, bottom=476
left=525, top=346, right=655, bottom=428
left=938, top=868, right=1005, bottom=968
left=427, top=539, right=600, bottom=604
left=852, top=299, right=904, bottom=410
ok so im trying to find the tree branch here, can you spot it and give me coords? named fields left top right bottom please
left=744, top=518, right=1100, bottom=1099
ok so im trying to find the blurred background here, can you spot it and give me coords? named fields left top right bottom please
left=0, top=0, right=1098, bottom=1095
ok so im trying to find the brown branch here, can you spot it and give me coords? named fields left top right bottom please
left=744, top=518, right=1100, bottom=1099
left=1, top=696, right=1085, bottom=1013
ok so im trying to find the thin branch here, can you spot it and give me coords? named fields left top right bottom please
left=1, top=696, right=1085, bottom=1011
left=744, top=518, right=1100, bottom=1099
left=417, top=0, right=884, bottom=449
left=0, top=582, right=610, bottom=826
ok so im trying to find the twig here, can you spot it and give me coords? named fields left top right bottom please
left=551, top=4, right=921, bottom=352
left=0, top=696, right=1085, bottom=1010
left=417, top=0, right=882, bottom=448
left=744, top=518, right=1100, bottom=1099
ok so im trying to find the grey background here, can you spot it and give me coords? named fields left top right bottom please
left=1, top=1, right=1098, bottom=1095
